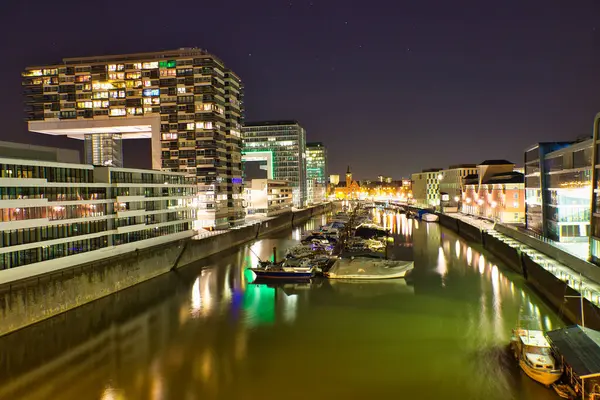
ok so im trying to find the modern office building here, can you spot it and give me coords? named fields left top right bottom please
left=411, top=168, right=442, bottom=208
left=524, top=142, right=573, bottom=235
left=22, top=48, right=243, bottom=229
left=461, top=161, right=525, bottom=223
left=543, top=139, right=592, bottom=242
left=438, top=164, right=478, bottom=209
left=0, top=156, right=197, bottom=270
left=306, top=142, right=327, bottom=204
left=243, top=179, right=293, bottom=216
left=242, top=121, right=307, bottom=208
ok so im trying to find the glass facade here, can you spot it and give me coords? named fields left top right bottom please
left=242, top=121, right=307, bottom=208
left=306, top=142, right=327, bottom=204
left=0, top=160, right=197, bottom=270
left=22, top=49, right=243, bottom=229
left=525, top=140, right=593, bottom=243
left=84, top=133, right=123, bottom=167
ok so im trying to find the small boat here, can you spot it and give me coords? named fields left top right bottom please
left=552, top=383, right=577, bottom=399
left=420, top=212, right=439, bottom=222
left=510, top=329, right=562, bottom=386
left=250, top=262, right=314, bottom=280
left=325, top=257, right=414, bottom=280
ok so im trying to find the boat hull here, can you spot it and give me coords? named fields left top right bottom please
left=250, top=269, right=313, bottom=280
left=518, top=359, right=562, bottom=386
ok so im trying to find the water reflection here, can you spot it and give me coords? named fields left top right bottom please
left=0, top=213, right=564, bottom=400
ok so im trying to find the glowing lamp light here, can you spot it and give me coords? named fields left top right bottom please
left=477, top=199, right=484, bottom=206
left=491, top=201, right=497, bottom=208
left=454, top=196, right=460, bottom=202
left=466, top=198, right=472, bottom=204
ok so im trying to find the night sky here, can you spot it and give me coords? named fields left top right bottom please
left=1, top=0, right=599, bottom=179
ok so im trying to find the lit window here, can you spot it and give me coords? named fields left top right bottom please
left=187, top=123, right=195, bottom=130
left=177, top=87, right=187, bottom=94
left=126, top=72, right=141, bottom=79
left=108, top=64, right=117, bottom=72
left=92, top=82, right=114, bottom=90
left=76, top=101, right=92, bottom=109
left=109, top=108, right=126, bottom=116
left=162, top=133, right=178, bottom=140
left=203, top=103, right=212, bottom=111
left=142, top=62, right=159, bottom=69
left=144, top=107, right=153, bottom=113
left=143, top=80, right=152, bottom=87
left=142, top=88, right=160, bottom=97
left=205, top=122, right=213, bottom=129
left=117, top=64, right=125, bottom=71
left=25, top=69, right=43, bottom=77
left=143, top=98, right=152, bottom=105
left=133, top=63, right=142, bottom=69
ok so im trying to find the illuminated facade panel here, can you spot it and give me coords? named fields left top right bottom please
left=0, top=155, right=196, bottom=272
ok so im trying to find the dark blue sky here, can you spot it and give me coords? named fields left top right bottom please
left=1, top=0, right=599, bottom=179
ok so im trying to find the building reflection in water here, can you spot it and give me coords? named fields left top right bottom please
left=0, top=213, right=566, bottom=400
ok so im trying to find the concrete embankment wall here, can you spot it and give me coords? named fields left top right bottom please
left=434, top=211, right=600, bottom=330
left=0, top=203, right=333, bottom=337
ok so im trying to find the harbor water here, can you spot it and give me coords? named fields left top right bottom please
left=0, top=211, right=564, bottom=400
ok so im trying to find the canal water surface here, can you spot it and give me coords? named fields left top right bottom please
left=0, top=212, right=564, bottom=400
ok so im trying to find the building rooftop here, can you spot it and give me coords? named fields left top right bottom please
left=27, top=48, right=221, bottom=68
left=448, top=164, right=477, bottom=169
left=479, top=159, right=514, bottom=166
left=244, top=120, right=300, bottom=127
left=421, top=168, right=442, bottom=173
left=485, top=171, right=524, bottom=184
left=307, top=142, right=324, bottom=147
left=547, top=325, right=600, bottom=379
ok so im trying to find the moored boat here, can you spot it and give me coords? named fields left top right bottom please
left=510, top=328, right=562, bottom=386
left=250, top=264, right=314, bottom=280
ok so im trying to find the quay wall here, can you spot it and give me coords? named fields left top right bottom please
left=431, top=211, right=600, bottom=329
left=0, top=203, right=333, bottom=337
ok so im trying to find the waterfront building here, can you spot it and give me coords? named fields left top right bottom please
left=334, top=166, right=361, bottom=200
left=525, top=140, right=594, bottom=243
left=438, top=164, right=478, bottom=210
left=306, top=142, right=327, bottom=204
left=243, top=179, right=292, bottom=216
left=0, top=141, right=80, bottom=163
left=242, top=121, right=307, bottom=208
left=461, top=160, right=525, bottom=223
left=410, top=168, right=442, bottom=208
left=524, top=142, right=573, bottom=235
left=541, top=139, right=592, bottom=243
left=22, top=48, right=243, bottom=229
left=0, top=156, right=197, bottom=270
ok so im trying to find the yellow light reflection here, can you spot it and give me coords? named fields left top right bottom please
left=467, top=247, right=473, bottom=266
left=455, top=240, right=460, bottom=257
left=478, top=255, right=485, bottom=275
left=437, top=246, right=448, bottom=279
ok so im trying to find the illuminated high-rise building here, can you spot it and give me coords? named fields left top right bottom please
left=306, top=142, right=327, bottom=204
left=22, top=48, right=244, bottom=229
left=242, top=121, right=307, bottom=208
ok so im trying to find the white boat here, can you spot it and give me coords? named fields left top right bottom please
left=510, top=329, right=562, bottom=386
left=421, top=213, right=439, bottom=222
left=325, top=257, right=414, bottom=280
